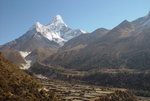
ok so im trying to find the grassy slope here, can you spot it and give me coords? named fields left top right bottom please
left=0, top=53, right=58, bottom=101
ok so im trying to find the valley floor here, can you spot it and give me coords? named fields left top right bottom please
left=35, top=76, right=149, bottom=101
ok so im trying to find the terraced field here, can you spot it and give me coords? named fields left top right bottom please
left=36, top=77, right=126, bottom=101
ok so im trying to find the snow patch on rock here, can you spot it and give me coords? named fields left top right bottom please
left=19, top=51, right=32, bottom=69
left=35, top=74, right=48, bottom=79
left=20, top=59, right=32, bottom=70
left=19, top=51, right=31, bottom=58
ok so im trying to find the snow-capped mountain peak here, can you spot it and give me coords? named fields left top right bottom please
left=35, top=22, right=43, bottom=28
left=54, top=15, right=65, bottom=24
left=48, top=15, right=67, bottom=27
left=39, top=15, right=85, bottom=44
left=30, top=22, right=43, bottom=32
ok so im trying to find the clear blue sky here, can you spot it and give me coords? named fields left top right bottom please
left=0, top=0, right=150, bottom=45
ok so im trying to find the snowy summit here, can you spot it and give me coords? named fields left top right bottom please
left=53, top=15, right=66, bottom=24
left=30, top=15, right=86, bottom=45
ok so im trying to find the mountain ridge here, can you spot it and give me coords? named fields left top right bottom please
left=43, top=12, right=150, bottom=71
